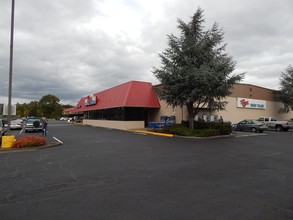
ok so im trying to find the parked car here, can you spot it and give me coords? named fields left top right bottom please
left=9, top=119, right=23, bottom=130
left=73, top=116, right=83, bottom=123
left=59, top=117, right=69, bottom=121
left=24, top=117, right=43, bottom=132
left=288, top=119, right=293, bottom=129
left=234, top=119, right=268, bottom=133
left=0, top=119, right=7, bottom=144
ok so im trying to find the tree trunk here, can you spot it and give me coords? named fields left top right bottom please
left=189, top=117, right=194, bottom=130
left=187, top=103, right=195, bottom=129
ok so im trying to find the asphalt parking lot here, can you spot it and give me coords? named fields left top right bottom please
left=0, top=120, right=293, bottom=220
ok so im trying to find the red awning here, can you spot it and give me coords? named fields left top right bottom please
left=63, top=107, right=75, bottom=115
left=65, top=81, right=160, bottom=114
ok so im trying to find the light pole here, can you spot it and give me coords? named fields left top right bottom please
left=7, top=0, right=15, bottom=136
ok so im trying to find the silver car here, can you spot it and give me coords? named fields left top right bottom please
left=234, top=119, right=268, bottom=133
left=10, top=119, right=23, bottom=130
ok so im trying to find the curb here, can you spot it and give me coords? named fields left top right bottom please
left=130, top=130, right=237, bottom=139
left=0, top=141, right=61, bottom=153
left=131, top=130, right=174, bottom=137
left=174, top=134, right=234, bottom=139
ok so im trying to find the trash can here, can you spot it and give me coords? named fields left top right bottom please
left=1, top=136, right=15, bottom=149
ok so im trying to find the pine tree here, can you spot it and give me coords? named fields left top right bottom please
left=153, top=8, right=244, bottom=127
left=279, top=65, right=293, bottom=113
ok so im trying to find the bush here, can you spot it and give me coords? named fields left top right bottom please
left=180, top=120, right=189, bottom=128
left=194, top=129, right=220, bottom=137
left=194, top=121, right=209, bottom=129
left=160, top=124, right=196, bottom=136
left=194, top=121, right=232, bottom=135
left=13, top=136, right=46, bottom=148
left=159, top=122, right=232, bottom=137
left=209, top=122, right=232, bottom=135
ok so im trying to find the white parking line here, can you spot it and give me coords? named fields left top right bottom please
left=235, top=133, right=267, bottom=138
left=19, top=128, right=25, bottom=135
left=53, top=137, right=64, bottom=144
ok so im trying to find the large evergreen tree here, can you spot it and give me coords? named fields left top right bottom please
left=278, top=65, right=293, bottom=113
left=153, top=8, right=244, bottom=127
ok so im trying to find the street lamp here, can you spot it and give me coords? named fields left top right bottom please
left=7, top=0, right=15, bottom=135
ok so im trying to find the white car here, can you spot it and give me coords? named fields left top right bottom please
left=60, top=117, right=69, bottom=121
left=10, top=119, right=23, bottom=130
left=4, top=119, right=23, bottom=130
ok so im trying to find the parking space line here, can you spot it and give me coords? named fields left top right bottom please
left=235, top=133, right=267, bottom=138
left=53, top=137, right=64, bottom=144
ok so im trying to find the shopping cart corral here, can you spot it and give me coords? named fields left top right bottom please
left=148, top=116, right=175, bottom=131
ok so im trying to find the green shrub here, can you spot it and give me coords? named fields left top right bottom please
left=13, top=136, right=46, bottom=148
left=160, top=124, right=196, bottom=136
left=194, top=129, right=220, bottom=137
left=194, top=121, right=232, bottom=135
left=209, top=122, right=232, bottom=135
left=159, top=122, right=232, bottom=137
left=180, top=120, right=189, bottom=128
left=194, top=121, right=209, bottom=129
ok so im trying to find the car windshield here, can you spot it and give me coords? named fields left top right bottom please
left=11, top=120, right=20, bottom=124
left=27, top=118, right=40, bottom=123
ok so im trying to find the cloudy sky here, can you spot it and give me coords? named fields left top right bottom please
left=1, top=0, right=292, bottom=105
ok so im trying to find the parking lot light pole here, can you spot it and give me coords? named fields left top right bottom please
left=7, top=0, right=15, bottom=136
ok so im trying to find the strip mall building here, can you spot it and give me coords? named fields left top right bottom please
left=63, top=81, right=293, bottom=130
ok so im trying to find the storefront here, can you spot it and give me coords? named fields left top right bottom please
left=63, top=81, right=160, bottom=129
left=64, top=81, right=293, bottom=129
left=152, top=83, right=293, bottom=124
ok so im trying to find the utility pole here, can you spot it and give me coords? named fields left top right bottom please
left=7, top=0, right=15, bottom=136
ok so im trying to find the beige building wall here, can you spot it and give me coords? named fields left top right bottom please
left=152, top=84, right=293, bottom=124
left=230, top=84, right=278, bottom=101
left=151, top=100, right=189, bottom=123
left=212, top=97, right=293, bottom=124
left=83, top=119, right=145, bottom=130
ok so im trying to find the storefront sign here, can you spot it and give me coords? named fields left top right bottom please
left=85, top=94, right=97, bottom=106
left=237, top=98, right=266, bottom=109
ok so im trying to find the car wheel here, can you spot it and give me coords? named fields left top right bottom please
left=251, top=127, right=257, bottom=133
left=276, top=125, right=283, bottom=132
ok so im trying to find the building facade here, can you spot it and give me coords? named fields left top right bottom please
left=63, top=81, right=161, bottom=130
left=153, top=83, right=293, bottom=124
left=64, top=81, right=293, bottom=129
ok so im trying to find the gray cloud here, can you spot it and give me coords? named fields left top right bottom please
left=1, top=0, right=292, bottom=105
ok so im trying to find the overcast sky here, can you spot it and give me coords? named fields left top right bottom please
left=1, top=0, right=292, bottom=105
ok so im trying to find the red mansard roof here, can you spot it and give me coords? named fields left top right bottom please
left=63, top=107, right=75, bottom=114
left=68, top=81, right=160, bottom=113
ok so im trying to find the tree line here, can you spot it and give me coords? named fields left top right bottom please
left=15, top=94, right=73, bottom=119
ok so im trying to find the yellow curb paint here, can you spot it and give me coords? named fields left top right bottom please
left=131, top=130, right=174, bottom=137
